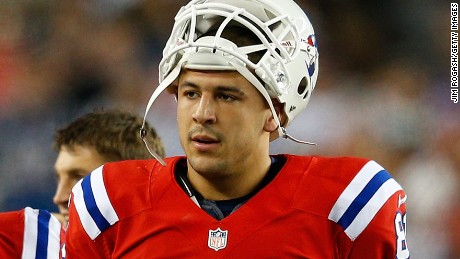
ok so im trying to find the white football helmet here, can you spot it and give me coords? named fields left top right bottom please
left=141, top=0, right=319, bottom=163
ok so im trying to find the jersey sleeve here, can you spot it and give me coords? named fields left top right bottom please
left=0, top=207, right=62, bottom=259
left=65, top=159, right=159, bottom=258
left=65, top=165, right=119, bottom=258
left=328, top=160, right=410, bottom=258
left=346, top=189, right=409, bottom=258
left=23, top=207, right=63, bottom=259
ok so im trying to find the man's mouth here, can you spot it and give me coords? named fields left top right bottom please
left=191, top=134, right=219, bottom=143
left=191, top=134, right=221, bottom=151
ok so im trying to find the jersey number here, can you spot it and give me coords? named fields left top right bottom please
left=395, top=212, right=409, bottom=258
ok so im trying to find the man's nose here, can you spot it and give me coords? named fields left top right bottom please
left=192, top=95, right=217, bottom=125
left=53, top=181, right=70, bottom=207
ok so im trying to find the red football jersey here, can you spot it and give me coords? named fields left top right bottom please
left=65, top=155, right=409, bottom=258
left=0, top=207, right=63, bottom=259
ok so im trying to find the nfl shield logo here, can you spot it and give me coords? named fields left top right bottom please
left=208, top=227, right=228, bottom=251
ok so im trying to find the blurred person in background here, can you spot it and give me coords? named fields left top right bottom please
left=53, top=109, right=165, bottom=227
left=1, top=109, right=164, bottom=258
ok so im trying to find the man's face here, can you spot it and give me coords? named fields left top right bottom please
left=177, top=69, right=272, bottom=178
left=53, top=145, right=107, bottom=226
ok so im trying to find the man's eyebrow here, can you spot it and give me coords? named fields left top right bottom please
left=215, top=86, right=245, bottom=96
left=179, top=80, right=198, bottom=88
left=54, top=168, right=89, bottom=177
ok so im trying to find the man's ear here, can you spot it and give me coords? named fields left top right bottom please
left=264, top=100, right=285, bottom=141
left=166, top=83, right=179, bottom=101
left=166, top=82, right=178, bottom=95
left=264, top=113, right=278, bottom=133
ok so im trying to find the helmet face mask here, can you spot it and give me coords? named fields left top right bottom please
left=161, top=0, right=319, bottom=128
left=147, top=0, right=318, bottom=142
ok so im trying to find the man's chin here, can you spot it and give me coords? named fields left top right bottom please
left=188, top=156, right=229, bottom=177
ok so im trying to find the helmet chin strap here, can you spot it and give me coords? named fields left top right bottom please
left=139, top=58, right=184, bottom=167
left=280, top=127, right=317, bottom=145
left=230, top=61, right=316, bottom=146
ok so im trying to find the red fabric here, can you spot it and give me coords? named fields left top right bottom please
left=0, top=209, right=25, bottom=258
left=66, top=155, right=408, bottom=258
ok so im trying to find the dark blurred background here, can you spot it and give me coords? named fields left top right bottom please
left=0, top=0, right=457, bottom=257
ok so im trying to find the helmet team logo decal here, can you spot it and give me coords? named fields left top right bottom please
left=208, top=228, right=228, bottom=251
left=305, top=34, right=318, bottom=77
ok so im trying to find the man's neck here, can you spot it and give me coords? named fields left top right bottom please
left=186, top=155, right=272, bottom=200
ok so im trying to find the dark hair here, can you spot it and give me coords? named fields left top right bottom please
left=53, top=109, right=165, bottom=161
left=201, top=25, right=265, bottom=63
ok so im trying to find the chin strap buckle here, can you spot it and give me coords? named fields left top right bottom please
left=140, top=127, right=167, bottom=166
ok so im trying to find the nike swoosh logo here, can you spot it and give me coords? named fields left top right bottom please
left=398, top=194, right=407, bottom=208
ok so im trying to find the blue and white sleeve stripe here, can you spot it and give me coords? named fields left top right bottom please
left=22, top=207, right=61, bottom=259
left=328, top=160, right=402, bottom=240
left=72, top=165, right=119, bottom=240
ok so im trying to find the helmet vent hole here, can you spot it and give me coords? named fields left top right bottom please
left=303, top=89, right=310, bottom=99
left=297, top=77, right=307, bottom=95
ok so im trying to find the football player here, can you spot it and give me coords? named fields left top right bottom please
left=53, top=109, right=165, bottom=227
left=65, top=0, right=410, bottom=258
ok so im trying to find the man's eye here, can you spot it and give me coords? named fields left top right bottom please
left=185, top=91, right=199, bottom=98
left=219, top=94, right=236, bottom=101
